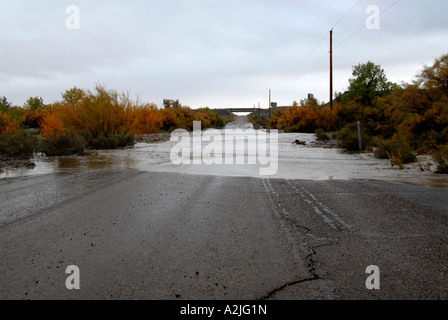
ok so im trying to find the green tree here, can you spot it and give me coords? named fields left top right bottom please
left=62, top=87, right=86, bottom=105
left=348, top=61, right=393, bottom=106
left=1, top=96, right=12, bottom=113
left=417, top=53, right=448, bottom=94
left=24, top=96, right=45, bottom=111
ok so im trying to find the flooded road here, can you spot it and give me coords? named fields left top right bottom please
left=1, top=116, right=447, bottom=187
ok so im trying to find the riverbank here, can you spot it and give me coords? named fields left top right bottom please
left=136, top=132, right=171, bottom=143
left=0, top=156, right=35, bottom=173
left=0, top=132, right=172, bottom=173
left=2, top=130, right=448, bottom=188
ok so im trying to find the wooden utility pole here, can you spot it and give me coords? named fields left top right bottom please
left=330, top=29, right=333, bottom=110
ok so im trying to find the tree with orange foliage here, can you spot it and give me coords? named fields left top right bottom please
left=22, top=105, right=48, bottom=129
left=129, top=104, right=163, bottom=134
left=39, top=111, right=66, bottom=138
left=160, top=107, right=178, bottom=131
left=22, top=96, right=47, bottom=128
left=0, top=112, right=20, bottom=135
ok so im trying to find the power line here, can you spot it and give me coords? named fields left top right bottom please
left=331, top=0, right=364, bottom=29
left=278, top=52, right=329, bottom=93
left=273, top=0, right=365, bottom=95
left=270, top=31, right=328, bottom=92
left=272, top=0, right=402, bottom=101
left=335, top=0, right=401, bottom=48
left=285, top=32, right=328, bottom=77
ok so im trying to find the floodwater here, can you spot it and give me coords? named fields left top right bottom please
left=1, top=117, right=448, bottom=188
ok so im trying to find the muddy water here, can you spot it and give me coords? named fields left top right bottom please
left=1, top=117, right=447, bottom=187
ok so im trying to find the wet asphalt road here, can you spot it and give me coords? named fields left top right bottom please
left=1, top=169, right=447, bottom=300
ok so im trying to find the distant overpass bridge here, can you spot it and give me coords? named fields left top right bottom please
left=214, top=107, right=288, bottom=117
left=214, top=108, right=267, bottom=114
left=213, top=108, right=261, bottom=117
left=229, top=108, right=258, bottom=113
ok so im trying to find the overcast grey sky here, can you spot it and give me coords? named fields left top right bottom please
left=1, top=0, right=447, bottom=109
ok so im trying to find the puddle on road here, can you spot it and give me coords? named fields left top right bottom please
left=1, top=119, right=447, bottom=188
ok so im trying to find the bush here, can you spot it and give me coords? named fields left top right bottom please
left=38, top=130, right=85, bottom=156
left=115, top=134, right=135, bottom=148
left=87, top=133, right=134, bottom=150
left=39, top=130, right=134, bottom=156
left=373, top=137, right=417, bottom=168
left=247, top=115, right=269, bottom=129
left=0, top=130, right=38, bottom=158
left=335, top=123, right=370, bottom=151
left=284, top=123, right=316, bottom=134
left=0, top=112, right=20, bottom=135
left=284, top=123, right=317, bottom=133
left=315, top=128, right=331, bottom=141
left=284, top=125, right=301, bottom=133
left=373, top=138, right=396, bottom=159
left=432, top=145, right=448, bottom=174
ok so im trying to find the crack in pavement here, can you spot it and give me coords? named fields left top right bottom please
left=258, top=275, right=319, bottom=300
left=260, top=178, right=339, bottom=299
